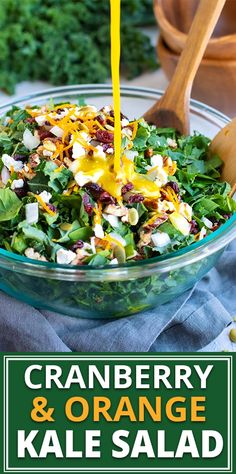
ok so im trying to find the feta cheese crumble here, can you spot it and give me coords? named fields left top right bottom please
left=25, top=203, right=39, bottom=224
left=2, top=154, right=24, bottom=172
left=56, top=248, right=77, bottom=265
left=11, top=178, right=24, bottom=190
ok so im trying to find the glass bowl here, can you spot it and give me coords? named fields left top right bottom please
left=0, top=85, right=235, bottom=319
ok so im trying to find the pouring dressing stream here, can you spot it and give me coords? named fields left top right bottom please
left=110, top=0, right=122, bottom=177
left=109, top=0, right=163, bottom=200
left=110, top=0, right=234, bottom=201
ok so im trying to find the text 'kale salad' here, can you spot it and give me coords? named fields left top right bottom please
left=0, top=101, right=235, bottom=266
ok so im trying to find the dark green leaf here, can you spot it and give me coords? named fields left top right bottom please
left=69, top=226, right=93, bottom=242
left=0, top=188, right=22, bottom=222
left=28, top=172, right=50, bottom=193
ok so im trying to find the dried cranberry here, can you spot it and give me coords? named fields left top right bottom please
left=99, top=191, right=115, bottom=205
left=14, top=189, right=27, bottom=198
left=13, top=153, right=27, bottom=162
left=82, top=193, right=94, bottom=216
left=84, top=183, right=115, bottom=204
left=71, top=240, right=84, bottom=251
left=160, top=189, right=168, bottom=200
left=121, top=182, right=134, bottom=195
left=128, top=194, right=144, bottom=204
left=106, top=119, right=114, bottom=126
left=109, top=110, right=127, bottom=120
left=47, top=203, right=57, bottom=213
left=84, top=182, right=103, bottom=200
left=102, top=143, right=114, bottom=153
left=95, top=115, right=106, bottom=126
left=37, top=129, right=54, bottom=140
left=67, top=147, right=73, bottom=159
left=26, top=117, right=35, bottom=123
left=190, top=220, right=199, bottom=235
left=166, top=181, right=180, bottom=194
left=96, top=130, right=114, bottom=144
left=14, top=181, right=28, bottom=198
left=211, top=224, right=219, bottom=231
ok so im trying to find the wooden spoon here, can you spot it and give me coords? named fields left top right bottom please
left=143, top=0, right=226, bottom=134
left=210, top=119, right=236, bottom=196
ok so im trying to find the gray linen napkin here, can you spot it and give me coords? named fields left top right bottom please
left=0, top=240, right=235, bottom=352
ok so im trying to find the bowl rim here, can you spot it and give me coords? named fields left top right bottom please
left=0, top=84, right=235, bottom=281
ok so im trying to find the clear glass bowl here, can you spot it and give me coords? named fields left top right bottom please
left=0, top=85, right=235, bottom=318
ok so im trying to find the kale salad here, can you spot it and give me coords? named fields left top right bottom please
left=0, top=101, right=235, bottom=266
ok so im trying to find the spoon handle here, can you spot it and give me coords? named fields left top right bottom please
left=210, top=117, right=236, bottom=191
left=171, top=0, right=226, bottom=92
left=152, top=0, right=226, bottom=133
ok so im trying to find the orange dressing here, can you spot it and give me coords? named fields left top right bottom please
left=110, top=0, right=122, bottom=177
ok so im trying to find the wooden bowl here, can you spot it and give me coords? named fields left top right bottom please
left=154, top=0, right=236, bottom=59
left=158, top=36, right=236, bottom=117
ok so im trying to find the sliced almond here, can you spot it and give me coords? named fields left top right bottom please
left=43, top=140, right=57, bottom=152
left=113, top=245, right=126, bottom=264
left=128, top=208, right=139, bottom=226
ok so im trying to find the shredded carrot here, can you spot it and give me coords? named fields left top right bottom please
left=25, top=108, right=40, bottom=117
left=131, top=121, right=138, bottom=140
left=83, top=120, right=96, bottom=131
left=93, top=202, right=102, bottom=225
left=145, top=213, right=162, bottom=226
left=58, top=144, right=64, bottom=162
left=104, top=233, right=124, bottom=249
left=94, top=120, right=106, bottom=131
left=26, top=164, right=33, bottom=174
left=54, top=103, right=76, bottom=110
left=166, top=186, right=178, bottom=202
left=129, top=119, right=141, bottom=126
left=35, top=195, right=56, bottom=216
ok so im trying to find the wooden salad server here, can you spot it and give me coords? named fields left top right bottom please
left=143, top=0, right=226, bottom=134
left=210, top=119, right=236, bottom=196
